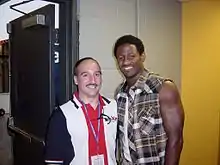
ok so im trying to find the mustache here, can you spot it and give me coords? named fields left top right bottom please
left=86, top=83, right=98, bottom=87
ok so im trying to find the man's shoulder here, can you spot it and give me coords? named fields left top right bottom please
left=145, top=71, right=164, bottom=82
left=100, top=96, right=117, bottom=117
left=50, top=107, right=65, bottom=120
left=60, top=100, right=76, bottom=108
left=144, top=71, right=173, bottom=93
left=101, top=95, right=117, bottom=105
left=59, top=100, right=79, bottom=116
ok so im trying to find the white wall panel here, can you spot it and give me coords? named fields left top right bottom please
left=79, top=0, right=136, bottom=98
left=139, top=0, right=182, bottom=89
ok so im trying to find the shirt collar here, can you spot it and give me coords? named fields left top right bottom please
left=119, top=69, right=150, bottom=93
left=73, top=92, right=105, bottom=107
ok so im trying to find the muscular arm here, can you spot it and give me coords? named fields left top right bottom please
left=159, top=81, right=185, bottom=165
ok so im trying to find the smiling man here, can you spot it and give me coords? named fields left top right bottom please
left=44, top=57, right=118, bottom=165
left=113, top=35, right=184, bottom=165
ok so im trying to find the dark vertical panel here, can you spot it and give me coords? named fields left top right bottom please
left=10, top=4, right=55, bottom=138
left=9, top=5, right=55, bottom=165
left=59, top=0, right=78, bottom=104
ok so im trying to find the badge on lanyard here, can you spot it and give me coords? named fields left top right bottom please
left=91, top=154, right=104, bottom=165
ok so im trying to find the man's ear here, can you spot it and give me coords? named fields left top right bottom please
left=74, top=75, right=78, bottom=85
left=140, top=52, right=146, bottom=62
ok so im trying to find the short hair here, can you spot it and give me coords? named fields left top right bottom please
left=113, top=35, right=145, bottom=57
left=73, top=57, right=99, bottom=76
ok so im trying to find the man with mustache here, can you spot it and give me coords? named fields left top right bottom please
left=114, top=35, right=184, bottom=165
left=44, top=57, right=118, bottom=165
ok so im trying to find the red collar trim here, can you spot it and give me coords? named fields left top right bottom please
left=73, top=92, right=105, bottom=106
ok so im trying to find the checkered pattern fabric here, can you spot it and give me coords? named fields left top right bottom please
left=115, top=70, right=168, bottom=165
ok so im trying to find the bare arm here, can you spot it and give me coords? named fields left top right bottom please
left=159, top=81, right=185, bottom=165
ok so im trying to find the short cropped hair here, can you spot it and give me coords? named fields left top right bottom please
left=73, top=57, right=99, bottom=76
left=113, top=35, right=145, bottom=57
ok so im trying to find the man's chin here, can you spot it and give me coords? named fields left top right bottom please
left=86, top=90, right=100, bottom=97
left=123, top=73, right=136, bottom=79
left=87, top=94, right=99, bottom=99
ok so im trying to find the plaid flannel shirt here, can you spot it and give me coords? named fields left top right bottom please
left=115, top=70, right=168, bottom=165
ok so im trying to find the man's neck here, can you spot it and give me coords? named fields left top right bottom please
left=126, top=69, right=144, bottom=88
left=78, top=94, right=99, bottom=109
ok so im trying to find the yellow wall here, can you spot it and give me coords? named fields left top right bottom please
left=181, top=1, right=220, bottom=165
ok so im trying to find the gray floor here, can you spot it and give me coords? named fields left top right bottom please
left=0, top=115, right=13, bottom=165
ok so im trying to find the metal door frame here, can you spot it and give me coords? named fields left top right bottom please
left=0, top=0, right=78, bottom=104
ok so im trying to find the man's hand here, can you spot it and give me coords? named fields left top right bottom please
left=159, top=80, right=185, bottom=165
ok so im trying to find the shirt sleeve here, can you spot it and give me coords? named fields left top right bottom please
left=44, top=107, right=74, bottom=165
